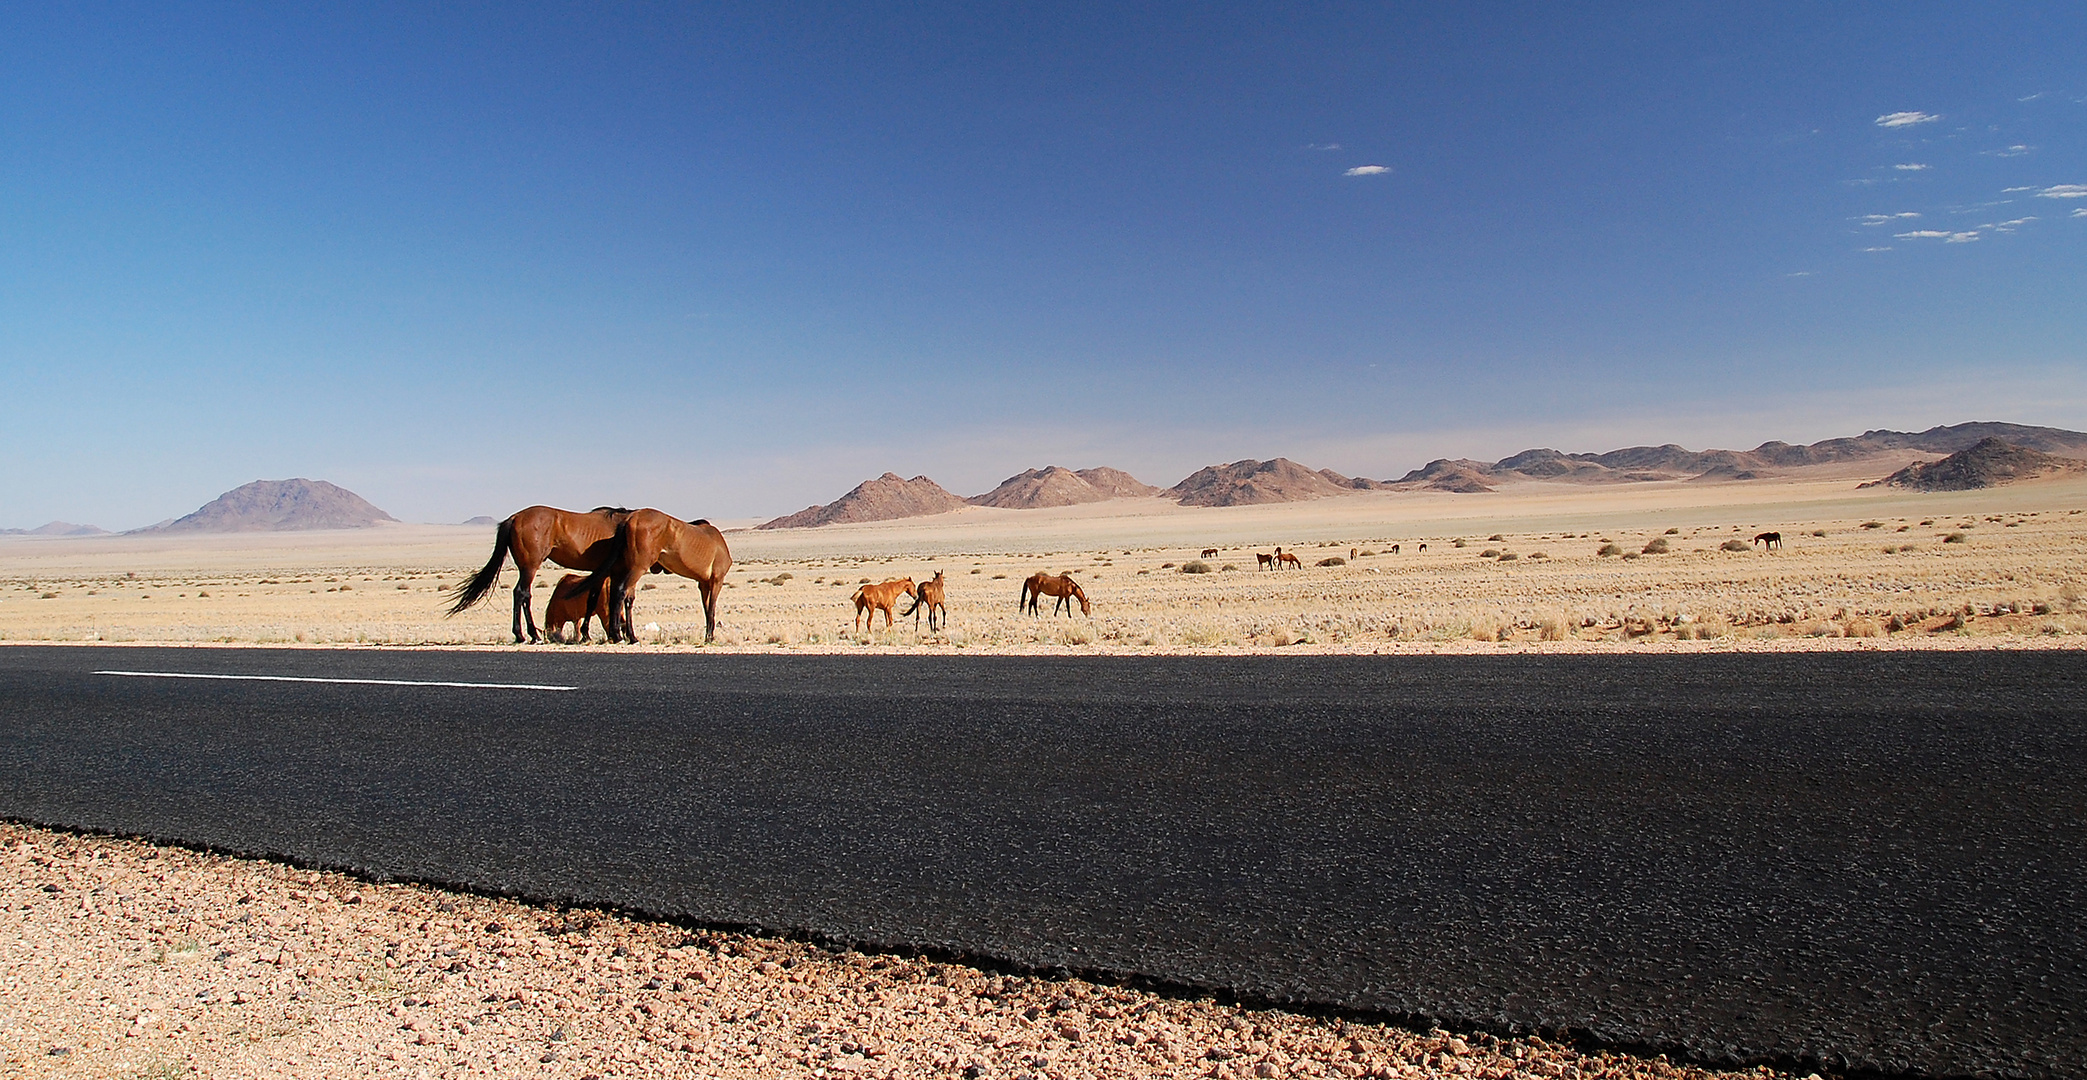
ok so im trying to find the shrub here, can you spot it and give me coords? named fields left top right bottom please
left=1452, top=539, right=1467, bottom=548
left=1496, top=552, right=1519, bottom=562
left=991, top=574, right=1007, bottom=579
left=1220, top=563, right=1238, bottom=572
left=1597, top=543, right=1623, bottom=557
left=1641, top=537, right=1670, bottom=554
left=1160, top=561, right=1176, bottom=569
left=1357, top=549, right=1376, bottom=557
left=1810, top=529, right=1826, bottom=537
left=1180, top=560, right=1211, bottom=574
left=1721, top=539, right=1752, bottom=552
left=1479, top=549, right=1501, bottom=558
left=1861, top=521, right=1884, bottom=529
left=1316, top=557, right=1345, bottom=567
left=1529, top=552, right=1547, bottom=560
left=1919, top=519, right=1933, bottom=526
left=1664, top=527, right=1680, bottom=535
left=1487, top=534, right=1505, bottom=542
left=1944, top=533, right=1967, bottom=544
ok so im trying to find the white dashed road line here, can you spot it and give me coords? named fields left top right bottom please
left=93, top=670, right=577, bottom=691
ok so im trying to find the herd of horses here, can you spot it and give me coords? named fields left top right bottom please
left=446, top=505, right=1092, bottom=644
left=449, top=504, right=1782, bottom=645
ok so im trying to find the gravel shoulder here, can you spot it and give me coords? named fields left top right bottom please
left=2, top=822, right=1795, bottom=1080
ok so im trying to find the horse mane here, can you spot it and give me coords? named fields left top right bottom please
left=590, top=506, right=634, bottom=514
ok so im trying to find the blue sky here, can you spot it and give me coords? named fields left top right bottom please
left=3, top=3, right=2083, bottom=527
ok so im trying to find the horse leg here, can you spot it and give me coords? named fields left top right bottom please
left=512, top=565, right=539, bottom=644
left=700, top=578, right=719, bottom=643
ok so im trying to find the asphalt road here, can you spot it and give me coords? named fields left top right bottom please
left=2, top=646, right=2081, bottom=1078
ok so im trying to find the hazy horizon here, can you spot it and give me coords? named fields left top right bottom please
left=4, top=5, right=2082, bottom=528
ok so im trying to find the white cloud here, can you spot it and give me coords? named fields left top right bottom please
left=2037, top=184, right=2087, bottom=199
left=2002, top=185, right=2038, bottom=193
left=1861, top=212, right=1920, bottom=225
left=2019, top=93, right=2046, bottom=102
left=1893, top=163, right=1930, bottom=171
left=1944, top=231, right=1981, bottom=243
left=1987, top=145, right=2034, bottom=158
left=1863, top=246, right=1893, bottom=252
left=1786, top=271, right=1814, bottom=277
left=1895, top=230, right=1951, bottom=239
left=2075, top=208, right=2087, bottom=218
left=1876, top=111, right=1940, bottom=128
left=1307, top=142, right=1342, bottom=151
left=1992, top=217, right=2037, bottom=231
left=1343, top=165, right=1390, bottom=176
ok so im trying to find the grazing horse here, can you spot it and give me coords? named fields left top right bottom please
left=853, top=578, right=917, bottom=631
left=447, top=505, right=635, bottom=643
left=1276, top=549, right=1302, bottom=570
left=1201, top=548, right=1219, bottom=559
left=901, top=571, right=948, bottom=632
left=597, top=509, right=734, bottom=643
left=543, top=573, right=612, bottom=643
left=1753, top=531, right=1783, bottom=551
left=1020, top=573, right=1090, bottom=616
left=1390, top=543, right=1400, bottom=555
left=1256, top=552, right=1275, bottom=571
left=1417, top=542, right=1427, bottom=553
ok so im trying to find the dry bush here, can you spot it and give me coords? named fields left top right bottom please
left=1160, top=561, right=1176, bottom=569
left=1220, top=563, right=1238, bottom=572
left=1487, top=534, right=1505, bottom=542
left=1180, top=560, right=1211, bottom=574
left=1861, top=521, right=1884, bottom=529
left=1597, top=543, right=1623, bottom=557
left=1469, top=617, right=1503, bottom=642
left=1664, top=527, right=1680, bottom=535
left=1641, top=537, right=1670, bottom=554
left=1316, top=557, right=1345, bottom=567
left=1479, top=549, right=1501, bottom=559
left=1452, top=539, right=1467, bottom=548
left=1497, top=552, right=1519, bottom=562
left=1058, top=623, right=1096, bottom=646
left=1944, top=533, right=1967, bottom=544
left=1537, top=612, right=1569, bottom=641
left=1721, top=539, right=1752, bottom=552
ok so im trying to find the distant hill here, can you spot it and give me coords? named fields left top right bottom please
left=134, top=479, right=398, bottom=533
left=1167, top=458, right=1390, bottom=507
left=460, top=516, right=500, bottom=526
left=0, top=521, right=109, bottom=536
left=1859, top=438, right=2087, bottom=491
left=967, top=466, right=1161, bottom=509
left=1397, top=422, right=2087, bottom=489
left=758, top=473, right=967, bottom=529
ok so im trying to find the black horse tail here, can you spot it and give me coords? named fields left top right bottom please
left=445, top=517, right=514, bottom=616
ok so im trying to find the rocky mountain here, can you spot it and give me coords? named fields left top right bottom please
left=460, top=516, right=500, bottom=527
left=1397, top=422, right=2087, bottom=489
left=134, top=479, right=397, bottom=533
left=967, top=466, right=1161, bottom=509
left=758, top=473, right=967, bottom=529
left=0, top=521, right=109, bottom=536
left=1859, top=438, right=2087, bottom=491
left=1166, top=458, right=1390, bottom=507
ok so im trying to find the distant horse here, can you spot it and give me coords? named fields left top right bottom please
left=595, top=509, right=734, bottom=643
left=1276, top=549, right=1302, bottom=570
left=1020, top=572, right=1090, bottom=617
left=1417, top=543, right=1427, bottom=553
left=1390, top=543, right=1400, bottom=555
left=1753, top=531, right=1783, bottom=551
left=543, top=573, right=612, bottom=643
left=1350, top=548, right=1358, bottom=561
left=447, top=505, right=635, bottom=643
left=854, top=578, right=917, bottom=631
left=1201, top=548, right=1219, bottom=559
left=901, top=571, right=948, bottom=632
left=1256, top=552, right=1275, bottom=571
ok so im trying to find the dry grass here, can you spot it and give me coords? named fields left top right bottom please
left=3, top=476, right=2084, bottom=654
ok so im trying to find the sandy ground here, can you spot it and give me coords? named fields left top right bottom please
left=2, top=471, right=2083, bottom=652
left=2, top=821, right=1805, bottom=1080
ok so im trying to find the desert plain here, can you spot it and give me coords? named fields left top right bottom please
left=3, top=463, right=2083, bottom=652
left=4, top=465, right=2085, bottom=1079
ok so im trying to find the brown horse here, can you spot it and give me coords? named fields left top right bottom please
left=446, top=505, right=635, bottom=643
left=854, top=578, right=917, bottom=630
left=1276, top=549, right=1302, bottom=569
left=543, top=573, right=612, bottom=643
left=1020, top=572, right=1090, bottom=617
left=1753, top=531, right=1783, bottom=551
left=1256, top=552, right=1275, bottom=571
left=1201, top=548, right=1219, bottom=559
left=901, top=571, right=948, bottom=632
left=598, top=509, right=734, bottom=643
left=1390, top=543, right=1400, bottom=555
